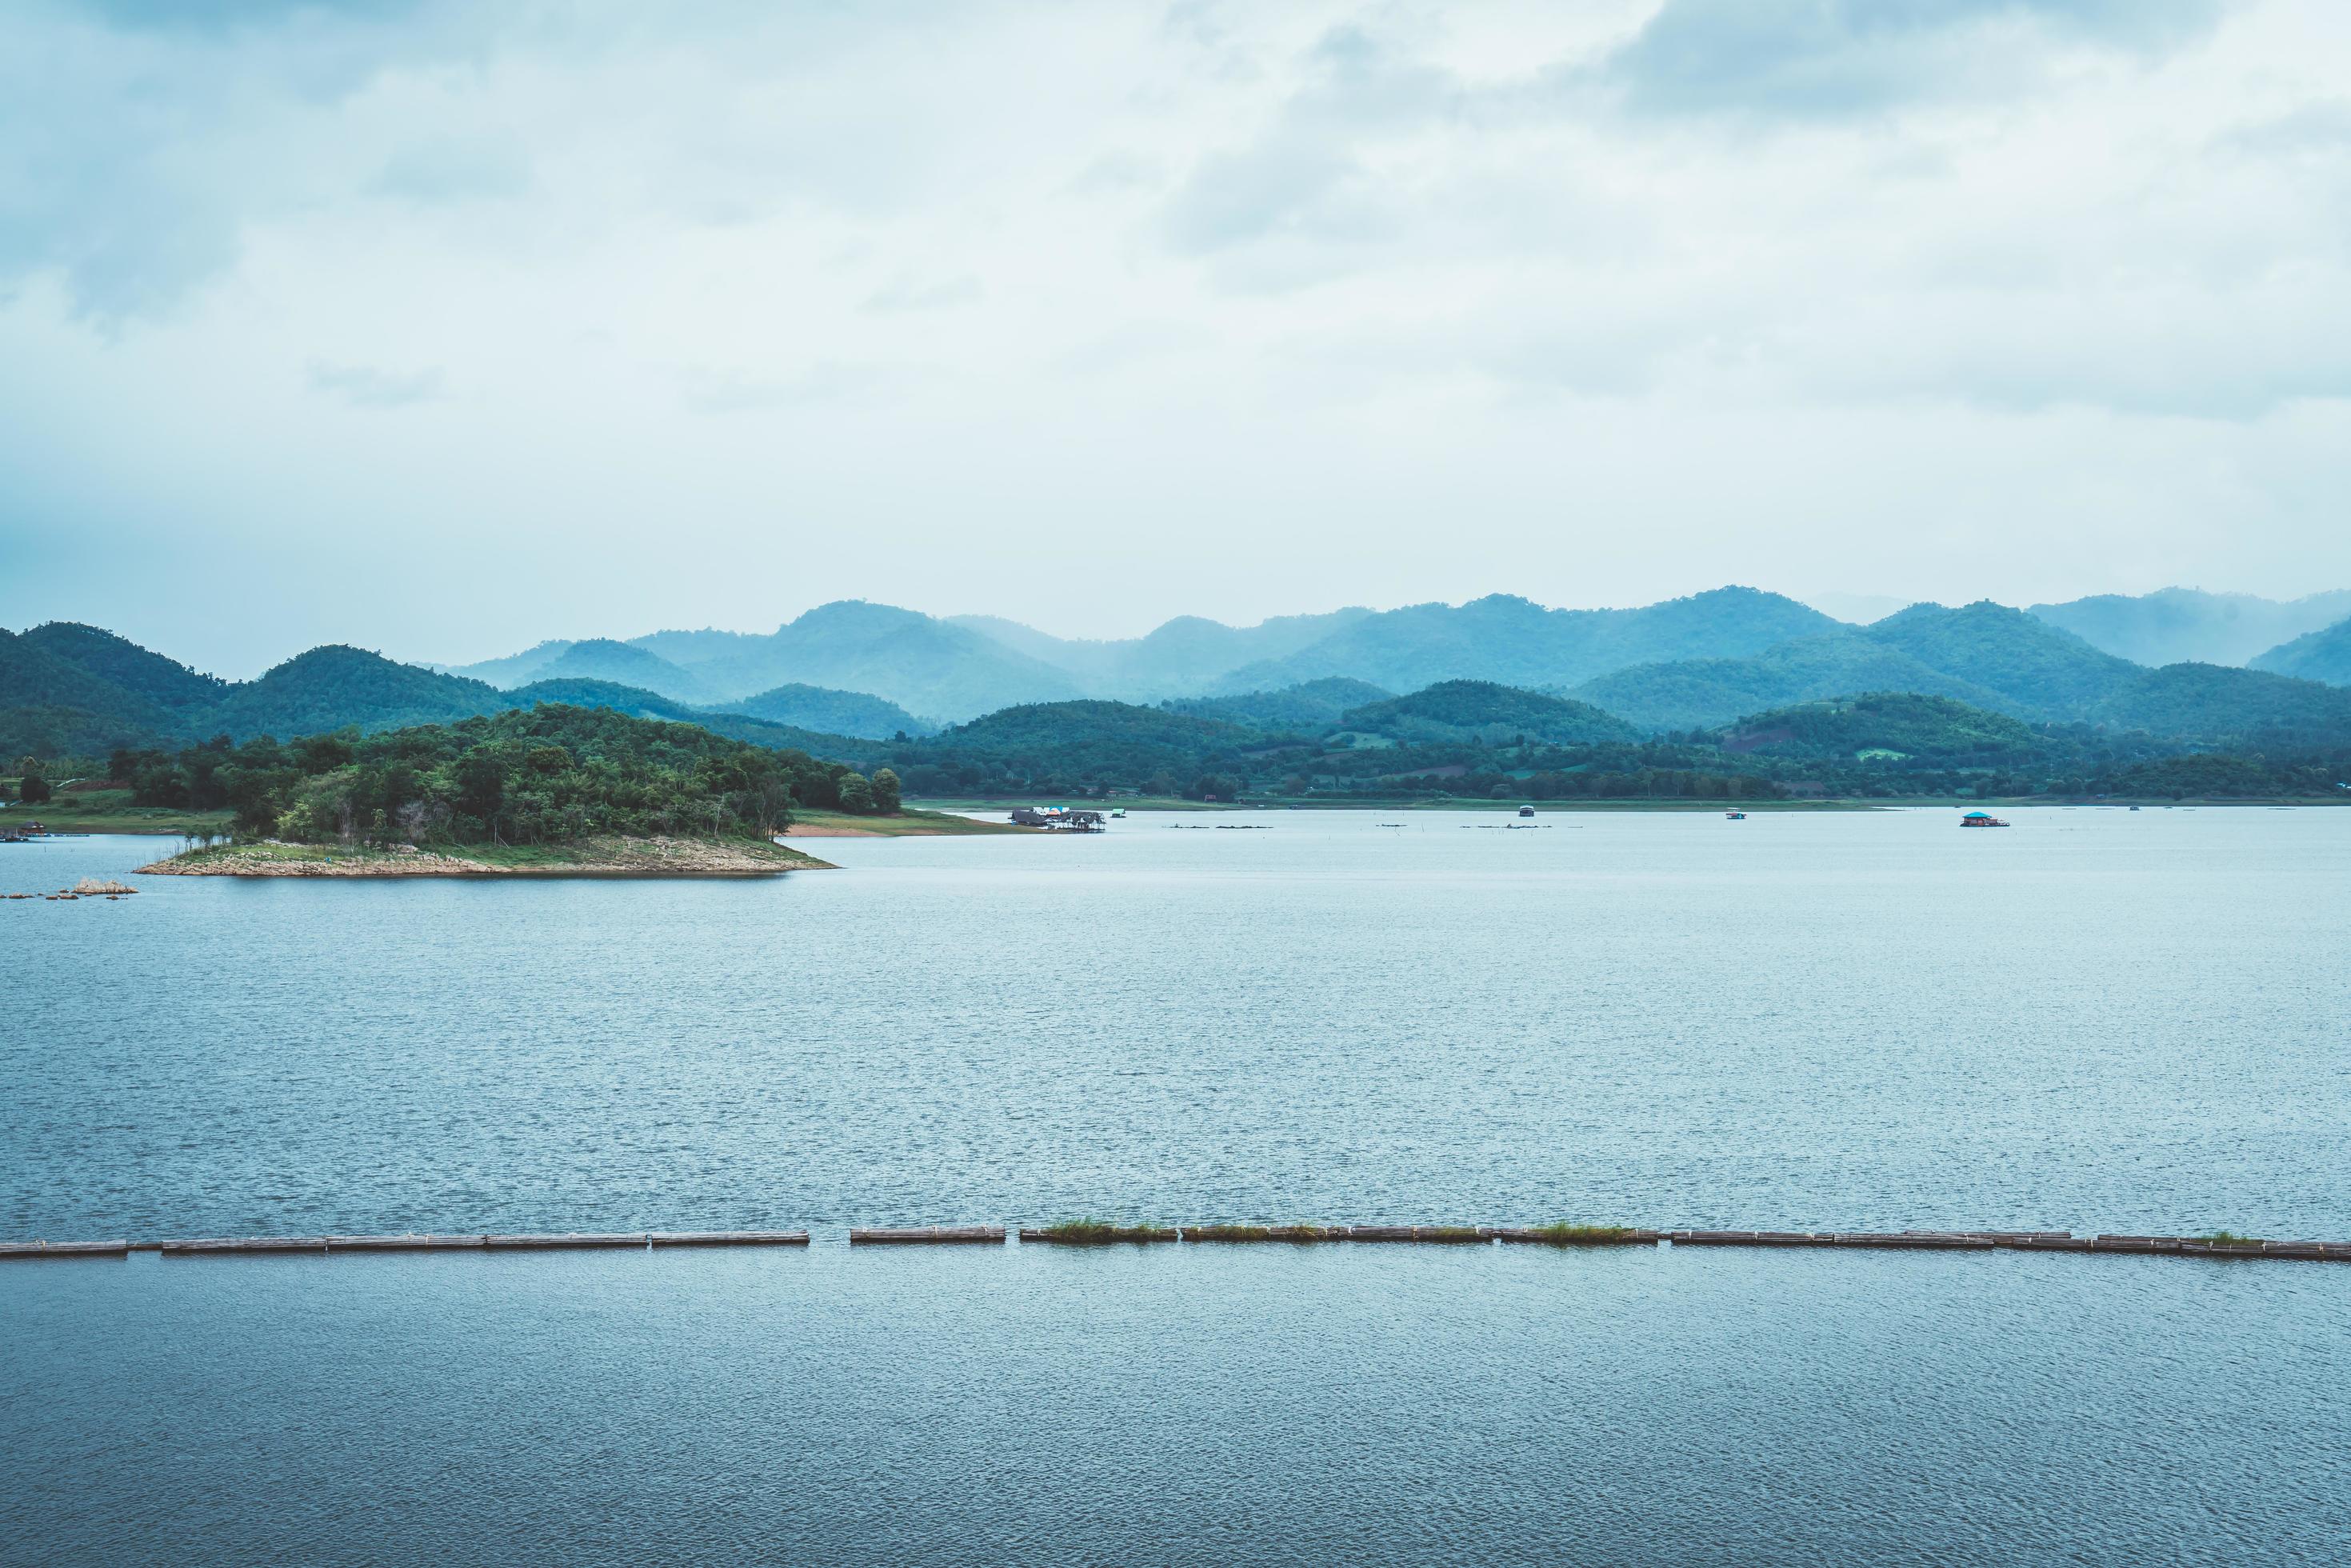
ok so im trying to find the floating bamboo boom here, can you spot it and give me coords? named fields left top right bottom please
left=6, top=1228, right=2345, bottom=1261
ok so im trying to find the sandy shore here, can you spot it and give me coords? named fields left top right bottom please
left=138, top=835, right=834, bottom=878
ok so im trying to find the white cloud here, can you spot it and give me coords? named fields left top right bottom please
left=2, top=0, right=2349, bottom=672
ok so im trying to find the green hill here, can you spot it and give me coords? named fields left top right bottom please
left=505, top=678, right=879, bottom=762
left=1721, top=692, right=2042, bottom=761
left=1170, top=678, right=1394, bottom=732
left=2089, top=663, right=2351, bottom=747
left=1337, top=680, right=1639, bottom=745
left=19, top=622, right=227, bottom=714
left=914, top=699, right=1261, bottom=785
left=1569, top=631, right=2009, bottom=731
left=1859, top=602, right=2139, bottom=719
left=0, top=627, right=179, bottom=756
left=727, top=682, right=933, bottom=740
left=203, top=646, right=510, bottom=741
left=2251, top=616, right=2351, bottom=687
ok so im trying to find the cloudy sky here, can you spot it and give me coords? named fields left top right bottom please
left=3, top=0, right=2349, bottom=674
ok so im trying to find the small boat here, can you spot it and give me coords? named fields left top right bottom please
left=1110, top=807, right=1126, bottom=818
left=1517, top=805, right=1535, bottom=818
left=1724, top=810, right=1746, bottom=820
left=1960, top=810, right=2009, bottom=828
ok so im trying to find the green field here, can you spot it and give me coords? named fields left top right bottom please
left=2, top=786, right=234, bottom=835
left=786, top=806, right=1026, bottom=836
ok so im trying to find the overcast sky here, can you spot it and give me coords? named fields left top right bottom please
left=4, top=0, right=2349, bottom=675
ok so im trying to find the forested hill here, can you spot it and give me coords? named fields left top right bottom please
left=14, top=610, right=2351, bottom=805
left=1333, top=681, right=1639, bottom=746
left=0, top=627, right=889, bottom=764
left=2253, top=616, right=2351, bottom=687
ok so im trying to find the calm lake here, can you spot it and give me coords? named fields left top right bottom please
left=5, top=807, right=2349, bottom=1563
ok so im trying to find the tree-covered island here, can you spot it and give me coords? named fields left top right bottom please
left=130, top=705, right=916, bottom=877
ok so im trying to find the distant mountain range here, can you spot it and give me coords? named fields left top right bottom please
left=434, top=586, right=2351, bottom=728
left=10, top=585, right=2351, bottom=769
left=2028, top=588, right=2351, bottom=668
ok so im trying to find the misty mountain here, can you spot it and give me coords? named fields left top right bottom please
left=2251, top=616, right=2351, bottom=687
left=2030, top=588, right=2351, bottom=668
left=622, top=602, right=1082, bottom=721
left=726, top=683, right=934, bottom=740
left=532, top=639, right=717, bottom=706
left=446, top=639, right=577, bottom=688
left=1207, top=588, right=1840, bottom=694
left=952, top=608, right=1375, bottom=699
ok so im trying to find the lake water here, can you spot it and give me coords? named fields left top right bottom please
left=5, top=808, right=2349, bottom=1564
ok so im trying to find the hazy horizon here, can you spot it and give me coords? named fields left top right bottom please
left=11, top=579, right=2351, bottom=683
left=7, top=1, right=2351, bottom=677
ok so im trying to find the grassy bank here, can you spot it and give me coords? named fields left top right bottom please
left=785, top=806, right=1026, bottom=836
left=916, top=794, right=1874, bottom=814
left=2, top=786, right=235, bottom=835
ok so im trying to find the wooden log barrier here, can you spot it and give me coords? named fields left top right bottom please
left=9, top=1227, right=2348, bottom=1261
left=850, top=1226, right=1007, bottom=1245
left=0, top=1239, right=129, bottom=1259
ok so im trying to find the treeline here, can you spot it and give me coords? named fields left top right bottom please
left=106, top=705, right=901, bottom=846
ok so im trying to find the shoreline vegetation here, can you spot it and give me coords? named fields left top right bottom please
left=9, top=790, right=2345, bottom=842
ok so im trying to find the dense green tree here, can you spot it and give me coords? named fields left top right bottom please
left=837, top=771, right=877, bottom=814
left=115, top=705, right=871, bottom=847
left=870, top=767, right=902, bottom=814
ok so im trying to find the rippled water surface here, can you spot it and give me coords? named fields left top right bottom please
left=5, top=808, right=2349, bottom=1565
left=5, top=1244, right=2349, bottom=1566
left=7, top=808, right=2349, bottom=1238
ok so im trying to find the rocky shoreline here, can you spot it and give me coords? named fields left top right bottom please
left=138, top=835, right=833, bottom=878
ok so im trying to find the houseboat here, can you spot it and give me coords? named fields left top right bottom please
left=1009, top=807, right=1107, bottom=833
left=1517, top=804, right=1535, bottom=818
left=1960, top=810, right=2009, bottom=828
